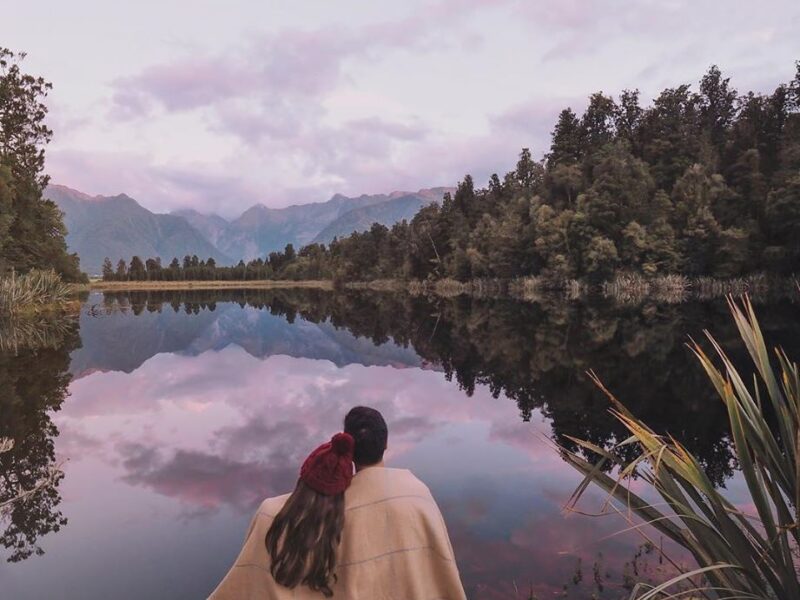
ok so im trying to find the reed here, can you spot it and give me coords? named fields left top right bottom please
left=564, top=278, right=589, bottom=301
left=602, top=273, right=690, bottom=305
left=0, top=315, right=75, bottom=353
left=693, top=273, right=770, bottom=301
left=508, top=276, right=542, bottom=297
left=404, top=277, right=507, bottom=298
left=562, top=296, right=800, bottom=599
left=344, top=279, right=406, bottom=292
left=0, top=269, right=71, bottom=314
left=432, top=278, right=471, bottom=297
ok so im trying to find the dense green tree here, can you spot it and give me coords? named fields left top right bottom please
left=579, top=142, right=655, bottom=242
left=581, top=92, right=617, bottom=157
left=640, top=84, right=702, bottom=190
left=115, top=259, right=127, bottom=281
left=615, top=89, right=644, bottom=152
left=533, top=203, right=576, bottom=282
left=763, top=174, right=800, bottom=272
left=547, top=108, right=583, bottom=167
left=698, top=65, right=738, bottom=160
left=514, top=148, right=544, bottom=194
left=0, top=49, right=84, bottom=281
left=101, top=257, right=114, bottom=281
left=547, top=163, right=583, bottom=209
left=671, top=165, right=724, bottom=275
left=129, top=256, right=145, bottom=280
left=144, top=257, right=161, bottom=280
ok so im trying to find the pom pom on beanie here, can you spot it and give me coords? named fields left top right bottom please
left=299, top=432, right=355, bottom=496
left=331, top=432, right=354, bottom=456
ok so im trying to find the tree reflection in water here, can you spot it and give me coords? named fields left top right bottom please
left=0, top=315, right=79, bottom=562
left=100, top=288, right=800, bottom=489
left=3, top=288, right=798, bottom=572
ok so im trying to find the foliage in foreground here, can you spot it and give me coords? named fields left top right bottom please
left=0, top=269, right=71, bottom=314
left=563, top=296, right=800, bottom=599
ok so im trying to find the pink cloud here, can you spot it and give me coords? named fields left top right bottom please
left=108, top=12, right=456, bottom=123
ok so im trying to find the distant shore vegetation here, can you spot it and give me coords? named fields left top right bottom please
left=105, top=64, right=799, bottom=290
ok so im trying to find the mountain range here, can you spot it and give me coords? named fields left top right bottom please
left=47, top=185, right=228, bottom=275
left=46, top=185, right=453, bottom=274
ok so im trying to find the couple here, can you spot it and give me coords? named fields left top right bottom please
left=209, top=406, right=467, bottom=599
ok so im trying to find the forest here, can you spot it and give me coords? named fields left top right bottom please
left=108, top=63, right=800, bottom=287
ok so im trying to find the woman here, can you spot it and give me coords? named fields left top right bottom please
left=264, top=432, right=354, bottom=597
left=209, top=432, right=356, bottom=599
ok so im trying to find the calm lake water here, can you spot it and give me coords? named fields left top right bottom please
left=2, top=289, right=799, bottom=599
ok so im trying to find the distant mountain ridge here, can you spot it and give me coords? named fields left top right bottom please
left=312, top=188, right=452, bottom=245
left=47, top=185, right=230, bottom=275
left=47, top=185, right=453, bottom=274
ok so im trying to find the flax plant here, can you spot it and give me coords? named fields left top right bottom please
left=0, top=269, right=71, bottom=314
left=562, top=296, right=800, bottom=599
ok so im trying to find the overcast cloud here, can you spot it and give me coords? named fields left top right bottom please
left=5, top=0, right=799, bottom=216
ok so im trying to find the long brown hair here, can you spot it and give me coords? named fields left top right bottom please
left=265, top=480, right=345, bottom=597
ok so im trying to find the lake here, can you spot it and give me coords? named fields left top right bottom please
left=2, top=289, right=799, bottom=599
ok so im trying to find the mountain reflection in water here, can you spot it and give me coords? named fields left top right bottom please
left=1, top=289, right=798, bottom=599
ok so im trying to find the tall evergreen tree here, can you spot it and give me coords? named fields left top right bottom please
left=0, top=48, right=84, bottom=281
left=101, top=257, right=114, bottom=281
left=547, top=108, right=583, bottom=167
left=581, top=92, right=617, bottom=157
left=129, top=256, right=146, bottom=280
left=115, top=259, right=127, bottom=281
left=699, top=66, right=738, bottom=155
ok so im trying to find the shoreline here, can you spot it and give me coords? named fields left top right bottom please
left=84, top=279, right=334, bottom=291
left=79, top=273, right=800, bottom=303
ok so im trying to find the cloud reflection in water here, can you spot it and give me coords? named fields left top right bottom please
left=47, top=345, right=673, bottom=598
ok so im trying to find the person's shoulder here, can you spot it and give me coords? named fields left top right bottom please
left=386, top=467, right=432, bottom=494
left=255, top=493, right=291, bottom=518
left=351, top=467, right=434, bottom=502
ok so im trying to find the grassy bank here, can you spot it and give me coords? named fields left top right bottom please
left=0, top=270, right=81, bottom=353
left=85, top=273, right=799, bottom=303
left=87, top=279, right=334, bottom=291
left=0, top=270, right=76, bottom=316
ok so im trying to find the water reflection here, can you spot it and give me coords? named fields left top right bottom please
left=95, top=289, right=800, bottom=484
left=0, top=315, right=79, bottom=562
left=1, top=289, right=798, bottom=599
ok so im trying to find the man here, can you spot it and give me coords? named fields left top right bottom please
left=208, top=406, right=466, bottom=599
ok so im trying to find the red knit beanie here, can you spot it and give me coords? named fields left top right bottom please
left=299, top=432, right=355, bottom=496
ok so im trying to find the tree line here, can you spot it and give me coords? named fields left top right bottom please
left=100, top=248, right=298, bottom=281
left=109, top=63, right=800, bottom=286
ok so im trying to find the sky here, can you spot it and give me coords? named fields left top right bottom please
left=4, top=0, right=800, bottom=217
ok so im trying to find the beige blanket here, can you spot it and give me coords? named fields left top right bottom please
left=209, top=467, right=466, bottom=600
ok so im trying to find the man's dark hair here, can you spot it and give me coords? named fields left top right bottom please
left=344, top=406, right=387, bottom=466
